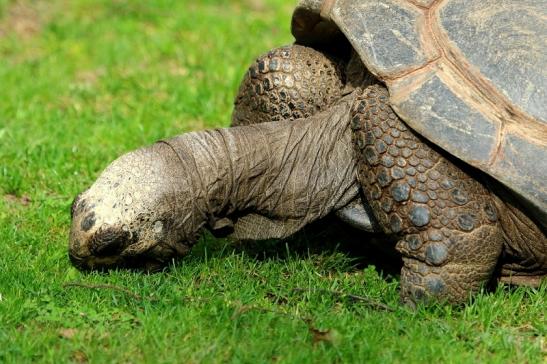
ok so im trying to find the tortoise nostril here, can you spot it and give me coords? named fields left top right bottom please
left=90, top=227, right=131, bottom=256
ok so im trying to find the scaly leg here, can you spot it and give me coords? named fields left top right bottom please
left=351, top=84, right=504, bottom=304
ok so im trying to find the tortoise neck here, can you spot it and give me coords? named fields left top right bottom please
left=163, top=94, right=360, bottom=239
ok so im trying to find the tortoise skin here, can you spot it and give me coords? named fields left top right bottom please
left=232, top=44, right=345, bottom=126
left=351, top=85, right=504, bottom=303
left=232, top=45, right=375, bottom=232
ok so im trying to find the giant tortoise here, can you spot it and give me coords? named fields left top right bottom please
left=68, top=0, right=546, bottom=304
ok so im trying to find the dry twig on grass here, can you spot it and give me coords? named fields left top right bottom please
left=63, top=282, right=158, bottom=302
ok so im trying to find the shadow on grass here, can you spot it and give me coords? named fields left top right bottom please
left=192, top=214, right=403, bottom=278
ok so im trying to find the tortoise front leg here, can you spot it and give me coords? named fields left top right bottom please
left=351, top=84, right=504, bottom=304
left=232, top=44, right=375, bottom=232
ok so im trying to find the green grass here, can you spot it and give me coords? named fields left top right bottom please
left=0, top=1, right=545, bottom=363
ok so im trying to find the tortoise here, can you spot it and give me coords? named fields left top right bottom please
left=68, top=0, right=546, bottom=304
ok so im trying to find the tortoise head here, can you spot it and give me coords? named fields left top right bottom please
left=68, top=143, right=196, bottom=272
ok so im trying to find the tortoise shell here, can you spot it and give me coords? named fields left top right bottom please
left=292, top=0, right=547, bottom=226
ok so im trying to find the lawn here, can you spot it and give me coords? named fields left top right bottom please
left=0, top=0, right=545, bottom=363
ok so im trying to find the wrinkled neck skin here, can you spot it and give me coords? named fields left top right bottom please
left=167, top=94, right=359, bottom=240
left=69, top=94, right=359, bottom=269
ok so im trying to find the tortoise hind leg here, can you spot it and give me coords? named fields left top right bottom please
left=351, top=84, right=504, bottom=304
left=494, top=196, right=547, bottom=287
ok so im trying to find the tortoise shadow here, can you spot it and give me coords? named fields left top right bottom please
left=193, top=214, right=403, bottom=278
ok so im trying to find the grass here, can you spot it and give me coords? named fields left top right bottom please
left=0, top=0, right=545, bottom=363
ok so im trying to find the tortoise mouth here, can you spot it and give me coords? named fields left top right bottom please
left=68, top=250, right=170, bottom=273
left=69, top=222, right=180, bottom=272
